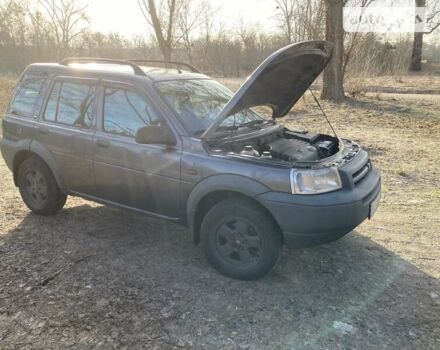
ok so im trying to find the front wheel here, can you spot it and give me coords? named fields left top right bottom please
left=17, top=157, right=67, bottom=215
left=200, top=198, right=282, bottom=280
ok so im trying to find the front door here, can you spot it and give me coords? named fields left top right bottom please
left=93, top=83, right=181, bottom=218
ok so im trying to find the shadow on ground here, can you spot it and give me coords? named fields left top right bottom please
left=1, top=203, right=439, bottom=349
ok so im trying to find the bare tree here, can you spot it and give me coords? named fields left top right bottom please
left=196, top=1, right=218, bottom=71
left=138, top=0, right=180, bottom=61
left=321, top=0, right=345, bottom=101
left=0, top=0, right=28, bottom=47
left=274, top=0, right=326, bottom=43
left=274, top=0, right=296, bottom=43
left=38, top=0, right=88, bottom=52
left=295, top=0, right=326, bottom=40
left=176, top=0, right=208, bottom=64
left=342, top=0, right=376, bottom=78
left=409, top=0, right=440, bottom=71
left=28, top=9, right=47, bottom=58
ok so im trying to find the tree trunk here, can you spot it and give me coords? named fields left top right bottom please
left=162, top=45, right=172, bottom=61
left=321, top=0, right=345, bottom=102
left=409, top=0, right=425, bottom=72
left=147, top=0, right=174, bottom=61
left=409, top=31, right=424, bottom=71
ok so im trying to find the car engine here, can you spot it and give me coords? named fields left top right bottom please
left=209, top=129, right=340, bottom=164
left=267, top=138, right=319, bottom=162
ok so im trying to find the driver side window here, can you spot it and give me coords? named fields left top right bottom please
left=103, top=87, right=161, bottom=137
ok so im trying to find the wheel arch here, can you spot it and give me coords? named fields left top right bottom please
left=186, top=175, right=282, bottom=244
left=13, top=142, right=66, bottom=191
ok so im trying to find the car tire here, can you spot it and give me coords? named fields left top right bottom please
left=17, top=157, right=67, bottom=215
left=200, top=198, right=282, bottom=280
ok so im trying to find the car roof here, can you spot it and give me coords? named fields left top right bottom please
left=26, top=62, right=211, bottom=83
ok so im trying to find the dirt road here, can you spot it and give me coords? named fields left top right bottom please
left=0, top=76, right=439, bottom=349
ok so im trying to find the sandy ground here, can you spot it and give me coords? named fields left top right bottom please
left=0, top=75, right=439, bottom=349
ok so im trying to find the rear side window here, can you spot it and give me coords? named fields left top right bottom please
left=103, top=87, right=161, bottom=137
left=44, top=81, right=97, bottom=127
left=9, top=73, right=47, bottom=117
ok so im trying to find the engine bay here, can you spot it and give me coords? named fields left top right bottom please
left=208, top=129, right=341, bottom=164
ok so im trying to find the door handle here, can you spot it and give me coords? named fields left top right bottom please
left=96, top=139, right=110, bottom=148
left=38, top=126, right=49, bottom=134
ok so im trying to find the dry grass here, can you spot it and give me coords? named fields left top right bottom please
left=0, top=77, right=15, bottom=115
left=0, top=75, right=439, bottom=348
left=346, top=74, right=440, bottom=95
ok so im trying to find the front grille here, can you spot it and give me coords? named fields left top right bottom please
left=352, top=161, right=371, bottom=184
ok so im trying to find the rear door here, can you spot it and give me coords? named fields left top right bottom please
left=92, top=81, right=182, bottom=218
left=35, top=76, right=98, bottom=194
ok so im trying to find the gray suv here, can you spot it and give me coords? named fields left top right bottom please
left=1, top=41, right=381, bottom=280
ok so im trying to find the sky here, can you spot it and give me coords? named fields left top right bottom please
left=87, top=0, right=278, bottom=38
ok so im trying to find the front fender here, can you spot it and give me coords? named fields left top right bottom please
left=186, top=174, right=271, bottom=233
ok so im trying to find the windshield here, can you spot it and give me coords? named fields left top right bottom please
left=155, top=79, right=266, bottom=136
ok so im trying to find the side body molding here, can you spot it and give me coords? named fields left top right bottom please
left=186, top=174, right=271, bottom=234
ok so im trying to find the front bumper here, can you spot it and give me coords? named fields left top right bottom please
left=257, top=161, right=381, bottom=248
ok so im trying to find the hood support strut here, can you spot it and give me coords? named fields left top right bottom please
left=308, top=88, right=338, bottom=138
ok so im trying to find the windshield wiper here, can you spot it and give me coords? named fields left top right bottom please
left=216, top=119, right=273, bottom=132
left=193, top=129, right=206, bottom=137
left=238, top=119, right=268, bottom=128
left=216, top=124, right=239, bottom=131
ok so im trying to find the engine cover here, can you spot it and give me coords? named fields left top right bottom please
left=268, top=139, right=319, bottom=162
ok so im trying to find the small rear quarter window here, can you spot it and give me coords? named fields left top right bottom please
left=8, top=72, right=47, bottom=117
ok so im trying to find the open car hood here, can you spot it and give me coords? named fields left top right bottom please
left=201, top=40, right=333, bottom=140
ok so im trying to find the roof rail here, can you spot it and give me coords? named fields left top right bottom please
left=59, top=57, right=147, bottom=76
left=127, top=59, right=201, bottom=73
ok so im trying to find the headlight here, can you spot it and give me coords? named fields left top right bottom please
left=290, top=167, right=342, bottom=195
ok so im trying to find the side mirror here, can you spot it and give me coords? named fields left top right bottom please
left=135, top=125, right=177, bottom=146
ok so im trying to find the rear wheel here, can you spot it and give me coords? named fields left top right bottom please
left=17, top=157, right=67, bottom=215
left=200, top=198, right=282, bottom=280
